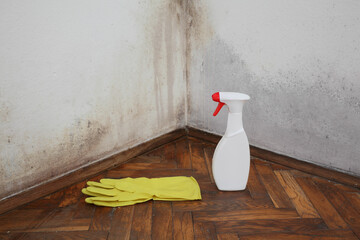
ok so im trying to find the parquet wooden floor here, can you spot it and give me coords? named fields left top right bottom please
left=1, top=136, right=359, bottom=239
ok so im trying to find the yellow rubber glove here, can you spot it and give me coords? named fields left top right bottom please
left=82, top=181, right=152, bottom=207
left=101, top=176, right=202, bottom=201
left=82, top=176, right=201, bottom=207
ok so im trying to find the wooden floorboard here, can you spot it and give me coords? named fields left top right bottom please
left=1, top=135, right=359, bottom=239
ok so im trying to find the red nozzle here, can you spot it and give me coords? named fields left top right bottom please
left=212, top=92, right=220, bottom=102
left=212, top=92, right=224, bottom=116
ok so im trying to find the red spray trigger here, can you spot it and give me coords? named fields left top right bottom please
left=212, top=92, right=225, bottom=116
left=213, top=102, right=225, bottom=116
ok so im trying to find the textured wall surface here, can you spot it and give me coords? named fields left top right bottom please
left=0, top=0, right=188, bottom=199
left=188, top=0, right=360, bottom=175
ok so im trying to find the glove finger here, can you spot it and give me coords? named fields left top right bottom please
left=89, top=192, right=152, bottom=202
left=82, top=188, right=107, bottom=197
left=87, top=181, right=113, bottom=189
left=86, top=186, right=122, bottom=196
left=100, top=178, right=127, bottom=186
left=86, top=195, right=119, bottom=202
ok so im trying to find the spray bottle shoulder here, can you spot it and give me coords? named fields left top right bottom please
left=212, top=92, right=250, bottom=116
left=212, top=92, right=250, bottom=138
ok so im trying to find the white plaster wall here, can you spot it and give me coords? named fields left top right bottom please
left=188, top=0, right=360, bottom=175
left=0, top=0, right=187, bottom=199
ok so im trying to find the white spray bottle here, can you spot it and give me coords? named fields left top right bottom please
left=211, top=92, right=250, bottom=191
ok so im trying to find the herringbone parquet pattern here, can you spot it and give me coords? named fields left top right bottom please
left=0, top=137, right=359, bottom=239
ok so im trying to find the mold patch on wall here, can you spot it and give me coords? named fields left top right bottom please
left=0, top=118, right=109, bottom=199
left=0, top=0, right=188, bottom=200
left=187, top=0, right=360, bottom=176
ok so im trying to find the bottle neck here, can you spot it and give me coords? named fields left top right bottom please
left=224, top=112, right=244, bottom=137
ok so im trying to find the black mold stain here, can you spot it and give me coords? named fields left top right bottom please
left=0, top=119, right=109, bottom=200
left=175, top=0, right=213, bottom=119
left=152, top=10, right=165, bottom=127
left=165, top=2, right=175, bottom=121
left=0, top=103, right=10, bottom=122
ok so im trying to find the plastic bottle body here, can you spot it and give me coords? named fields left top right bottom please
left=212, top=112, right=250, bottom=191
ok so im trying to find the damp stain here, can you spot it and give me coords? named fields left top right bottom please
left=149, top=0, right=213, bottom=127
left=0, top=119, right=109, bottom=199
left=0, top=102, right=10, bottom=122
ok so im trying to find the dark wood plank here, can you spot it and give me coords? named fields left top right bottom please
left=108, top=205, right=134, bottom=240
left=238, top=229, right=358, bottom=240
left=215, top=218, right=327, bottom=235
left=189, top=140, right=205, bottom=158
left=58, top=181, right=87, bottom=207
left=0, top=128, right=186, bottom=215
left=343, top=191, right=360, bottom=214
left=203, top=146, right=215, bottom=183
left=87, top=172, right=107, bottom=182
left=0, top=209, right=50, bottom=231
left=0, top=230, right=108, bottom=240
left=187, top=127, right=221, bottom=144
left=217, top=233, right=239, bottom=240
left=201, top=190, right=253, bottom=202
left=289, top=169, right=313, bottom=178
left=295, top=177, right=348, bottom=229
left=130, top=202, right=152, bottom=240
left=142, top=145, right=165, bottom=159
left=30, top=207, right=91, bottom=232
left=114, top=162, right=177, bottom=170
left=89, top=207, right=113, bottom=231
left=47, top=189, right=66, bottom=200
left=19, top=198, right=59, bottom=210
left=131, top=155, right=162, bottom=164
left=189, top=141, right=211, bottom=182
left=22, top=219, right=91, bottom=232
left=315, top=178, right=360, bottom=238
left=333, top=182, right=360, bottom=192
left=173, top=198, right=272, bottom=212
left=152, top=201, right=173, bottom=240
left=254, top=162, right=293, bottom=208
left=173, top=211, right=194, bottom=240
left=247, top=161, right=269, bottom=199
left=72, top=198, right=95, bottom=219
left=163, top=141, right=176, bottom=163
left=197, top=181, right=221, bottom=193
left=274, top=170, right=319, bottom=218
left=175, top=138, right=192, bottom=169
left=268, top=162, right=291, bottom=171
left=194, top=221, right=217, bottom=240
left=193, top=209, right=299, bottom=222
